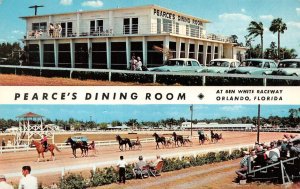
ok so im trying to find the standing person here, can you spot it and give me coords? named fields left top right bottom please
left=57, top=23, right=62, bottom=38
left=7, top=139, right=12, bottom=147
left=130, top=55, right=137, bottom=71
left=117, top=156, right=127, bottom=184
left=1, top=138, right=5, bottom=149
left=136, top=57, right=143, bottom=71
left=49, top=23, right=54, bottom=38
left=40, top=134, right=48, bottom=152
left=18, top=166, right=38, bottom=189
left=0, top=175, right=13, bottom=189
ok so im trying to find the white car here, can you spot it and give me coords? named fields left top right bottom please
left=272, top=59, right=300, bottom=76
left=199, top=59, right=240, bottom=73
left=148, top=58, right=204, bottom=72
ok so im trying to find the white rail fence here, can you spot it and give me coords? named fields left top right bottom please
left=1, top=65, right=300, bottom=86
left=3, top=143, right=254, bottom=179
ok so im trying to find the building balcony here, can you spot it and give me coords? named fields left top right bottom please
left=25, top=23, right=233, bottom=43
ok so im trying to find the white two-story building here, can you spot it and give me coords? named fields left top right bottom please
left=21, top=5, right=246, bottom=70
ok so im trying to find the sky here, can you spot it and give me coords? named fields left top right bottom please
left=0, top=104, right=297, bottom=123
left=0, top=0, right=299, bottom=55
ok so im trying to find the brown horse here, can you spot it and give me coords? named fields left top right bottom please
left=31, top=140, right=60, bottom=162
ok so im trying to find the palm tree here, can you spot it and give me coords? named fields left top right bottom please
left=247, top=21, right=264, bottom=58
left=269, top=18, right=287, bottom=59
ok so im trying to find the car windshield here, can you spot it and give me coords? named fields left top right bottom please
left=278, top=61, right=300, bottom=68
left=208, top=61, right=229, bottom=67
left=165, top=60, right=185, bottom=66
left=239, top=61, right=263, bottom=68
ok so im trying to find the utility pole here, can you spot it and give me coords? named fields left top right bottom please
left=257, top=104, right=261, bottom=144
left=29, top=5, right=44, bottom=16
left=190, top=105, right=193, bottom=136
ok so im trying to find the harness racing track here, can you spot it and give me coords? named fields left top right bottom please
left=0, top=132, right=290, bottom=185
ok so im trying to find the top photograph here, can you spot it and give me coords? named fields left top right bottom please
left=0, top=0, right=299, bottom=86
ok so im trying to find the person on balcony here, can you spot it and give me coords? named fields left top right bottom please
left=49, top=23, right=54, bottom=38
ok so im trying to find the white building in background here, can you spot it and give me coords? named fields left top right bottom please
left=181, top=122, right=254, bottom=131
left=21, top=5, right=246, bottom=70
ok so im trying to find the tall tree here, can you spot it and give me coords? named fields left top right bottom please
left=247, top=21, right=264, bottom=58
left=269, top=18, right=287, bottom=59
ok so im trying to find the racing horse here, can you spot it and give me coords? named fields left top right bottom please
left=152, top=133, right=166, bottom=149
left=172, top=132, right=184, bottom=147
left=131, top=140, right=142, bottom=150
left=183, top=136, right=193, bottom=146
left=66, top=137, right=88, bottom=158
left=212, top=133, right=223, bottom=143
left=116, top=135, right=132, bottom=151
left=31, top=140, right=61, bottom=162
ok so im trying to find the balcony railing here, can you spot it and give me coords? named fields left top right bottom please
left=25, top=23, right=233, bottom=43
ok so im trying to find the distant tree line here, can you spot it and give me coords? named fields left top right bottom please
left=0, top=108, right=299, bottom=132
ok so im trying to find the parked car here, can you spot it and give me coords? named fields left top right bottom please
left=148, top=58, right=204, bottom=72
left=198, top=59, right=240, bottom=73
left=227, top=59, right=277, bottom=75
left=271, top=59, right=300, bottom=76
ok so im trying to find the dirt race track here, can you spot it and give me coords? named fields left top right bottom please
left=0, top=131, right=291, bottom=186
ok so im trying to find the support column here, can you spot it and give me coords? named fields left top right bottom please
left=163, top=36, right=170, bottom=62
left=218, top=44, right=222, bottom=59
left=126, top=37, right=131, bottom=69
left=70, top=39, right=75, bottom=68
left=54, top=40, right=58, bottom=67
left=88, top=38, right=92, bottom=69
left=106, top=38, right=111, bottom=69
left=176, top=38, right=181, bottom=58
left=195, top=41, right=199, bottom=61
left=185, top=40, right=190, bottom=58
left=38, top=40, right=44, bottom=67
left=203, top=42, right=208, bottom=66
left=142, top=36, right=147, bottom=66
left=211, top=43, right=216, bottom=60
left=76, top=12, right=80, bottom=37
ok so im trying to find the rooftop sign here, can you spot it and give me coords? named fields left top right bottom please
left=153, top=8, right=203, bottom=26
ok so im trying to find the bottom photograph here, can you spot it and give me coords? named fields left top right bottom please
left=0, top=104, right=299, bottom=189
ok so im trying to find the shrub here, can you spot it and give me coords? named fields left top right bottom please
left=90, top=166, right=118, bottom=186
left=59, top=173, right=88, bottom=189
left=205, top=152, right=217, bottom=163
left=216, top=151, right=230, bottom=162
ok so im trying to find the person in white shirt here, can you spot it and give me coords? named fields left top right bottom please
left=117, top=156, right=127, bottom=184
left=0, top=175, right=14, bottom=189
left=18, top=166, right=38, bottom=189
left=136, top=57, right=143, bottom=71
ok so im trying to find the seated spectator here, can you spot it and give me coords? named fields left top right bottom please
left=0, top=175, right=13, bottom=189
left=254, top=148, right=267, bottom=167
left=149, top=155, right=162, bottom=168
left=134, top=156, right=148, bottom=177
left=235, top=151, right=255, bottom=180
left=268, top=143, right=280, bottom=162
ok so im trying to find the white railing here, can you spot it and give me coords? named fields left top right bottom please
left=25, top=23, right=233, bottom=43
left=3, top=143, right=254, bottom=179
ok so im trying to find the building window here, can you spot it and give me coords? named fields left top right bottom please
left=169, top=42, right=176, bottom=59
left=157, top=18, right=161, bottom=34
left=190, top=25, right=200, bottom=38
left=186, top=25, right=190, bottom=36
left=28, top=44, right=39, bottom=66
left=162, top=19, right=172, bottom=33
left=32, top=22, right=47, bottom=32
left=132, top=18, right=138, bottom=34
left=123, top=18, right=138, bottom=35
left=180, top=43, right=185, bottom=58
left=44, top=44, right=54, bottom=67
left=58, top=44, right=71, bottom=68
left=92, top=43, right=107, bottom=69
left=214, top=46, right=219, bottom=59
left=111, top=42, right=126, bottom=69
left=75, top=43, right=88, bottom=68
left=147, top=41, right=163, bottom=67
left=189, top=44, right=195, bottom=58
left=198, top=45, right=203, bottom=64
left=176, top=23, right=179, bottom=34
left=131, top=42, right=143, bottom=61
left=207, top=46, right=212, bottom=63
